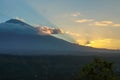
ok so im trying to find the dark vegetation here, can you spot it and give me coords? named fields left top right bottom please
left=76, top=58, right=118, bottom=80
left=0, top=54, right=120, bottom=80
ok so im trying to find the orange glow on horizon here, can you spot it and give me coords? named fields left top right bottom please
left=76, top=39, right=120, bottom=50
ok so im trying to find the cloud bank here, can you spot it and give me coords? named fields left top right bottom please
left=75, top=18, right=120, bottom=27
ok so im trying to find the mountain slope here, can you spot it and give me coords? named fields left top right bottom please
left=0, top=32, right=96, bottom=54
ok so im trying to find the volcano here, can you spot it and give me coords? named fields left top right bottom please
left=0, top=19, right=118, bottom=55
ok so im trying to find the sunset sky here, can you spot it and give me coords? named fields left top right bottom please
left=0, top=0, right=120, bottom=49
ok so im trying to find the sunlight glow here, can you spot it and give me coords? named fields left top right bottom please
left=76, top=39, right=120, bottom=49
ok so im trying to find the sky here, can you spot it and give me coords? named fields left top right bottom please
left=0, top=0, right=120, bottom=49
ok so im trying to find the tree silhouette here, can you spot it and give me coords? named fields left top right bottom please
left=76, top=58, right=117, bottom=80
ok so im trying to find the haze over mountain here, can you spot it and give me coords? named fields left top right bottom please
left=0, top=19, right=119, bottom=55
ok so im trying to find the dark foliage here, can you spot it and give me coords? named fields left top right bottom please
left=0, top=54, right=120, bottom=80
left=76, top=58, right=118, bottom=80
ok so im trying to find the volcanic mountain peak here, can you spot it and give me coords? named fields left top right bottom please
left=0, top=19, right=38, bottom=35
left=5, top=19, right=30, bottom=26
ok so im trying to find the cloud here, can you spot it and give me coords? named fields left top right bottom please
left=35, top=25, right=64, bottom=35
left=72, top=12, right=81, bottom=17
left=76, top=37, right=120, bottom=49
left=90, top=21, right=113, bottom=27
left=76, top=38, right=119, bottom=49
left=61, top=12, right=81, bottom=18
left=75, top=19, right=94, bottom=23
left=87, top=39, right=120, bottom=49
left=112, top=24, right=120, bottom=27
left=90, top=20, right=120, bottom=27
left=65, top=31, right=80, bottom=37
